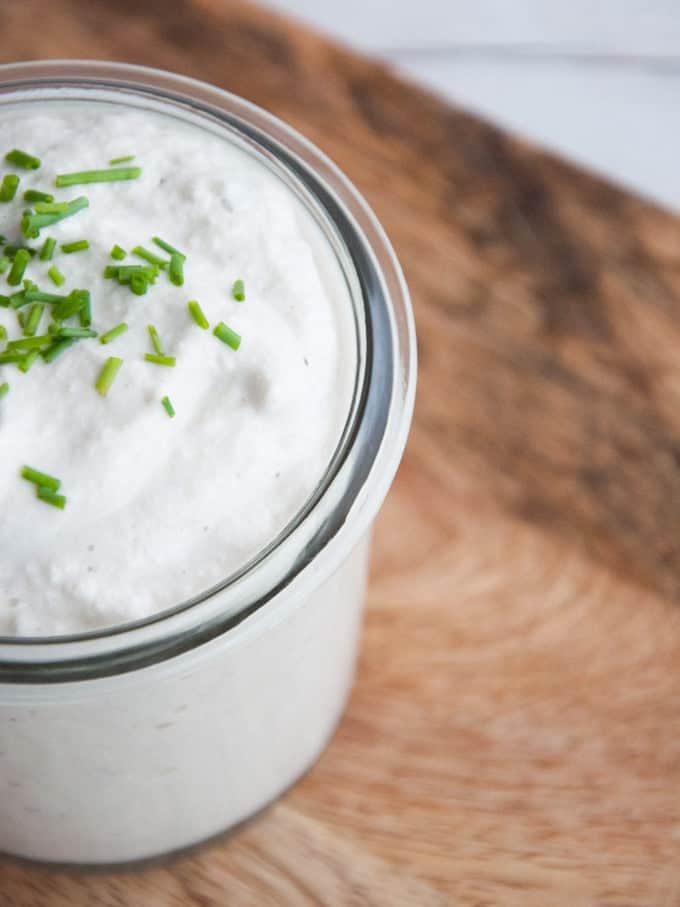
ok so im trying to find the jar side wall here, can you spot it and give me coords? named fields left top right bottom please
left=0, top=535, right=371, bottom=864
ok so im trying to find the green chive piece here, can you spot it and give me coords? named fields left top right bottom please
left=39, top=237, right=56, bottom=261
left=41, top=337, right=76, bottom=363
left=10, top=293, right=27, bottom=310
left=0, top=174, right=19, bottom=202
left=79, top=292, right=92, bottom=328
left=18, top=349, right=39, bottom=373
left=5, top=149, right=40, bottom=170
left=109, top=154, right=135, bottom=165
left=24, top=287, right=67, bottom=304
left=161, top=395, right=175, bottom=418
left=147, top=324, right=163, bottom=355
left=0, top=351, right=25, bottom=364
left=112, top=264, right=158, bottom=283
left=102, top=265, right=119, bottom=279
left=23, top=303, right=44, bottom=337
left=7, top=335, right=52, bottom=351
left=187, top=299, right=209, bottom=329
left=48, top=319, right=62, bottom=335
left=169, top=253, right=184, bottom=287
left=0, top=381, right=8, bottom=399
left=100, top=322, right=128, bottom=345
left=34, top=201, right=69, bottom=214
left=110, top=244, right=126, bottom=261
left=21, top=196, right=89, bottom=239
left=0, top=257, right=9, bottom=274
left=130, top=273, right=148, bottom=296
left=54, top=289, right=88, bottom=321
left=20, top=464, right=60, bottom=491
left=61, top=239, right=90, bottom=254
left=213, top=321, right=241, bottom=351
left=144, top=353, right=176, bottom=367
left=0, top=295, right=10, bottom=308
left=232, top=279, right=245, bottom=302
left=57, top=326, right=97, bottom=339
left=23, top=189, right=54, bottom=204
left=95, top=356, right=123, bottom=396
left=7, top=249, right=30, bottom=286
left=0, top=325, right=5, bottom=340
left=152, top=236, right=185, bottom=259
left=55, top=167, right=141, bottom=187
left=132, top=245, right=168, bottom=269
left=37, top=487, right=66, bottom=509
left=47, top=265, right=65, bottom=287
left=5, top=245, right=36, bottom=259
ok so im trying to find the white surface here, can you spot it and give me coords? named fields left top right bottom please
left=261, top=0, right=680, bottom=210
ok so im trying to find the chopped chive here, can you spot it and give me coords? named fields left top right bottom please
left=7, top=249, right=30, bottom=286
left=5, top=149, right=40, bottom=170
left=0, top=174, right=19, bottom=202
left=161, top=395, right=175, bottom=418
left=34, top=201, right=69, bottom=214
left=54, top=289, right=88, bottom=320
left=48, top=319, right=62, bottom=335
left=152, top=236, right=185, bottom=259
left=144, top=353, right=176, bottom=367
left=41, top=337, right=76, bottom=363
left=79, top=291, right=92, bottom=328
left=16, top=310, right=25, bottom=330
left=232, top=279, right=245, bottom=302
left=130, top=273, right=148, bottom=296
left=56, top=326, right=97, bottom=339
left=55, top=167, right=141, bottom=187
left=18, top=349, right=39, bottom=373
left=213, top=321, right=241, bottom=351
left=187, top=299, right=209, bottom=329
left=5, top=245, right=36, bottom=259
left=39, top=237, right=56, bottom=261
left=106, top=265, right=158, bottom=284
left=147, top=324, right=163, bottom=355
left=23, top=303, right=45, bottom=337
left=132, top=245, right=168, bottom=269
left=20, top=464, right=60, bottom=491
left=95, top=356, right=123, bottom=396
left=110, top=244, right=126, bottom=261
left=0, top=295, right=10, bottom=308
left=0, top=381, right=8, bottom=399
left=7, top=335, right=52, bottom=351
left=23, top=189, right=54, bottom=204
left=169, top=252, right=184, bottom=287
left=21, top=196, right=89, bottom=239
left=24, top=287, right=68, bottom=304
left=0, top=325, right=5, bottom=339
left=47, top=265, right=65, bottom=287
left=100, top=322, right=128, bottom=345
left=10, top=292, right=27, bottom=310
left=0, top=350, right=26, bottom=364
left=102, top=265, right=119, bottom=279
left=37, top=487, right=66, bottom=509
left=109, top=154, right=135, bottom=165
left=0, top=257, right=9, bottom=274
left=61, top=239, right=90, bottom=254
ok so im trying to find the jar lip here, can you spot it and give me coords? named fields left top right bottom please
left=0, top=61, right=416, bottom=680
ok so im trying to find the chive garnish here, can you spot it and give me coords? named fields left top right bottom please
left=47, top=266, right=65, bottom=287
left=34, top=201, right=69, bottom=214
left=39, top=237, right=56, bottom=261
left=109, top=154, right=135, bottom=165
left=213, top=321, right=241, bottom=351
left=0, top=350, right=26, bottom=364
left=152, top=236, right=185, bottom=259
left=161, top=396, right=175, bottom=418
left=8, top=335, right=52, bottom=351
left=95, top=356, right=123, bottom=396
left=0, top=295, right=10, bottom=308
left=6, top=149, right=41, bottom=170
left=132, top=246, right=168, bottom=269
left=41, top=337, right=76, bottom=363
left=20, top=465, right=60, bottom=491
left=144, top=353, right=176, bottom=367
left=55, top=167, right=141, bottom=187
left=37, top=487, right=66, bottom=509
left=0, top=381, right=8, bottom=399
left=56, top=327, right=97, bottom=339
left=23, top=189, right=54, bottom=204
left=0, top=257, right=9, bottom=274
left=0, top=325, right=5, bottom=340
left=147, top=324, right=163, bottom=355
left=100, top=322, right=128, bottom=345
left=18, top=349, right=39, bottom=373
left=61, top=239, right=89, bottom=254
left=79, top=292, right=92, bottom=328
left=232, top=279, right=245, bottom=302
left=7, top=249, right=30, bottom=286
left=0, top=175, right=19, bottom=202
left=5, top=245, right=36, bottom=259
left=22, top=196, right=89, bottom=239
left=169, top=253, right=184, bottom=287
left=187, top=299, right=209, bottom=329
left=110, top=244, right=126, bottom=261
left=24, top=287, right=68, bottom=304
left=23, top=303, right=45, bottom=337
left=130, top=273, right=149, bottom=296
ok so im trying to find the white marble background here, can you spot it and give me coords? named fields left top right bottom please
left=260, top=0, right=680, bottom=212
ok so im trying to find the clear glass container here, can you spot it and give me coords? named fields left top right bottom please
left=0, top=61, right=416, bottom=865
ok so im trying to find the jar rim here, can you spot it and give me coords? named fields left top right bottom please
left=0, top=61, right=416, bottom=682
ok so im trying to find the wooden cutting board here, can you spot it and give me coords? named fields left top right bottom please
left=3, top=2, right=680, bottom=904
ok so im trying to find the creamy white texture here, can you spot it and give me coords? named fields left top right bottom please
left=0, top=103, right=355, bottom=636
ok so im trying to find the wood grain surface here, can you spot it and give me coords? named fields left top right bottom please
left=3, top=1, right=680, bottom=904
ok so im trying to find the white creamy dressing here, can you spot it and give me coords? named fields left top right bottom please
left=0, top=102, right=355, bottom=636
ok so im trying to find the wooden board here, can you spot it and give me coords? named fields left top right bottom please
left=3, top=1, right=680, bottom=904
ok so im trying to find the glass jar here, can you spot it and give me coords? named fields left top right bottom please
left=0, top=61, right=416, bottom=865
